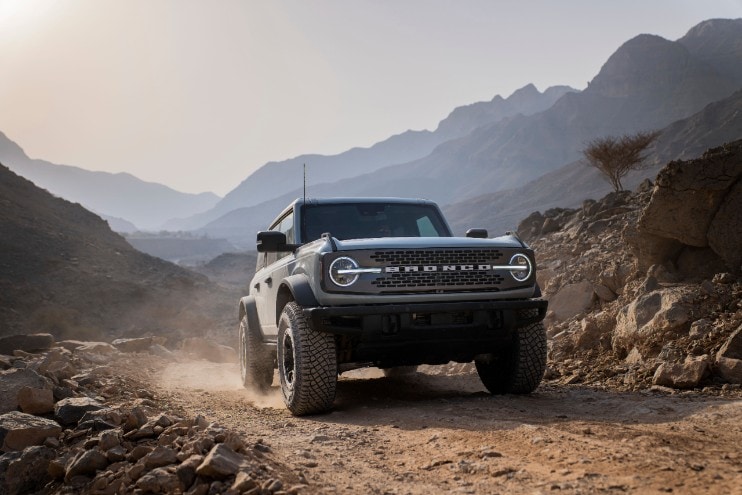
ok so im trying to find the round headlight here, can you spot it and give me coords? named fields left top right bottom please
left=329, top=257, right=360, bottom=287
left=509, top=253, right=532, bottom=282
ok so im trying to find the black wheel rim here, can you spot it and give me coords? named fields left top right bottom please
left=282, top=329, right=296, bottom=391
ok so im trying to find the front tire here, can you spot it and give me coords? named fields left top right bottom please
left=278, top=302, right=337, bottom=415
left=239, top=315, right=273, bottom=391
left=475, top=319, right=547, bottom=394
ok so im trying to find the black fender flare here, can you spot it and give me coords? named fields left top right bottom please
left=280, top=274, right=319, bottom=308
left=238, top=296, right=263, bottom=337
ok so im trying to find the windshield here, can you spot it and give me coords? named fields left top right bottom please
left=301, top=203, right=451, bottom=242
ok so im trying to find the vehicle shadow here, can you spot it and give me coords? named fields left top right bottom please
left=316, top=371, right=741, bottom=431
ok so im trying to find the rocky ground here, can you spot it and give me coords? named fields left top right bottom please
left=1, top=336, right=741, bottom=495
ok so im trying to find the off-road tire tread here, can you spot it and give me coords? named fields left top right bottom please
left=475, top=317, right=547, bottom=394
left=239, top=316, right=273, bottom=391
left=279, top=302, right=337, bottom=416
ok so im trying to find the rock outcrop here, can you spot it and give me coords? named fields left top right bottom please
left=524, top=141, right=742, bottom=391
left=634, top=141, right=742, bottom=274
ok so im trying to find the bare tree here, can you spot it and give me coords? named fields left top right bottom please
left=583, top=130, right=660, bottom=192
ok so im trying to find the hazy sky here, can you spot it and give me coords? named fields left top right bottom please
left=1, top=1, right=740, bottom=196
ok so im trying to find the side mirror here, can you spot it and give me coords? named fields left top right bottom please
left=466, top=228, right=488, bottom=239
left=256, top=231, right=287, bottom=252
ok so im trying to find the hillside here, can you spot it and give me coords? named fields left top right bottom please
left=0, top=163, right=232, bottom=340
left=193, top=18, right=742, bottom=245
left=0, top=132, right=220, bottom=231
left=164, top=84, right=575, bottom=231
left=199, top=74, right=742, bottom=246
left=323, top=20, right=742, bottom=204
left=443, top=87, right=742, bottom=235
left=522, top=140, right=741, bottom=390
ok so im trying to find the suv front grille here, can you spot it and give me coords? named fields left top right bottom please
left=370, top=249, right=503, bottom=266
left=372, top=271, right=504, bottom=290
left=364, top=248, right=510, bottom=293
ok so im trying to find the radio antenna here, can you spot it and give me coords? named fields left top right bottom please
left=303, top=163, right=306, bottom=203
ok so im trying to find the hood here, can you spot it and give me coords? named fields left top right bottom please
left=332, top=235, right=526, bottom=251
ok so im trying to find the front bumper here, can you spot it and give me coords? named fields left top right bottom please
left=303, top=299, right=548, bottom=365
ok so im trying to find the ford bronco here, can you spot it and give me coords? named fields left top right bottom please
left=239, top=197, right=548, bottom=415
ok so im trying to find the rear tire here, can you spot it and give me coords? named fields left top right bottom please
left=239, top=315, right=273, bottom=391
left=278, top=302, right=337, bottom=415
left=475, top=319, right=546, bottom=394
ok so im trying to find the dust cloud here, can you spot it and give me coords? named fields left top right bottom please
left=159, top=360, right=284, bottom=409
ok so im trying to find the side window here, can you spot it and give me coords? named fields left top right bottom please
left=278, top=213, right=295, bottom=244
left=265, top=211, right=294, bottom=266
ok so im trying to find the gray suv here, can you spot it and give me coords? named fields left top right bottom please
left=239, top=197, right=547, bottom=415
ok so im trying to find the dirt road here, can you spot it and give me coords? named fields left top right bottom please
left=154, top=361, right=742, bottom=495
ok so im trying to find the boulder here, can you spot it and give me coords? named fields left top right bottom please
left=638, top=143, right=742, bottom=247
left=136, top=466, right=183, bottom=493
left=715, top=326, right=742, bottom=384
left=112, top=337, right=160, bottom=353
left=196, top=444, right=247, bottom=479
left=0, top=334, right=54, bottom=355
left=612, top=288, right=692, bottom=355
left=548, top=280, right=594, bottom=322
left=0, top=412, right=62, bottom=452
left=231, top=471, right=259, bottom=492
left=38, top=347, right=72, bottom=368
left=516, top=211, right=545, bottom=242
left=717, top=325, right=742, bottom=360
left=176, top=454, right=203, bottom=489
left=707, top=177, right=742, bottom=273
left=592, top=283, right=616, bottom=302
left=17, top=387, right=54, bottom=415
left=0, top=445, right=55, bottom=495
left=181, top=338, right=237, bottom=363
left=715, top=357, right=742, bottom=384
left=0, top=368, right=51, bottom=414
left=143, top=446, right=178, bottom=470
left=627, top=230, right=683, bottom=274
left=652, top=356, right=709, bottom=389
left=716, top=357, right=742, bottom=385
left=574, top=312, right=614, bottom=351
left=65, top=449, right=109, bottom=481
left=43, top=360, right=78, bottom=381
left=598, top=263, right=633, bottom=295
left=54, top=397, right=105, bottom=426
left=97, top=429, right=121, bottom=451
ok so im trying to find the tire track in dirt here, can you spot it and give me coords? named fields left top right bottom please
left=156, top=361, right=742, bottom=494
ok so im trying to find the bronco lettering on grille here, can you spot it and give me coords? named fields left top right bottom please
left=385, top=264, right=495, bottom=273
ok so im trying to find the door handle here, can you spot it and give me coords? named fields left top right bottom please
left=264, top=277, right=273, bottom=285
left=253, top=283, right=260, bottom=290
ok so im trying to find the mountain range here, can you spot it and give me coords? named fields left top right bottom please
left=1, top=18, right=740, bottom=251
left=193, top=18, right=742, bottom=244
left=0, top=131, right=220, bottom=231
left=162, top=83, right=575, bottom=231
left=443, top=87, right=742, bottom=235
